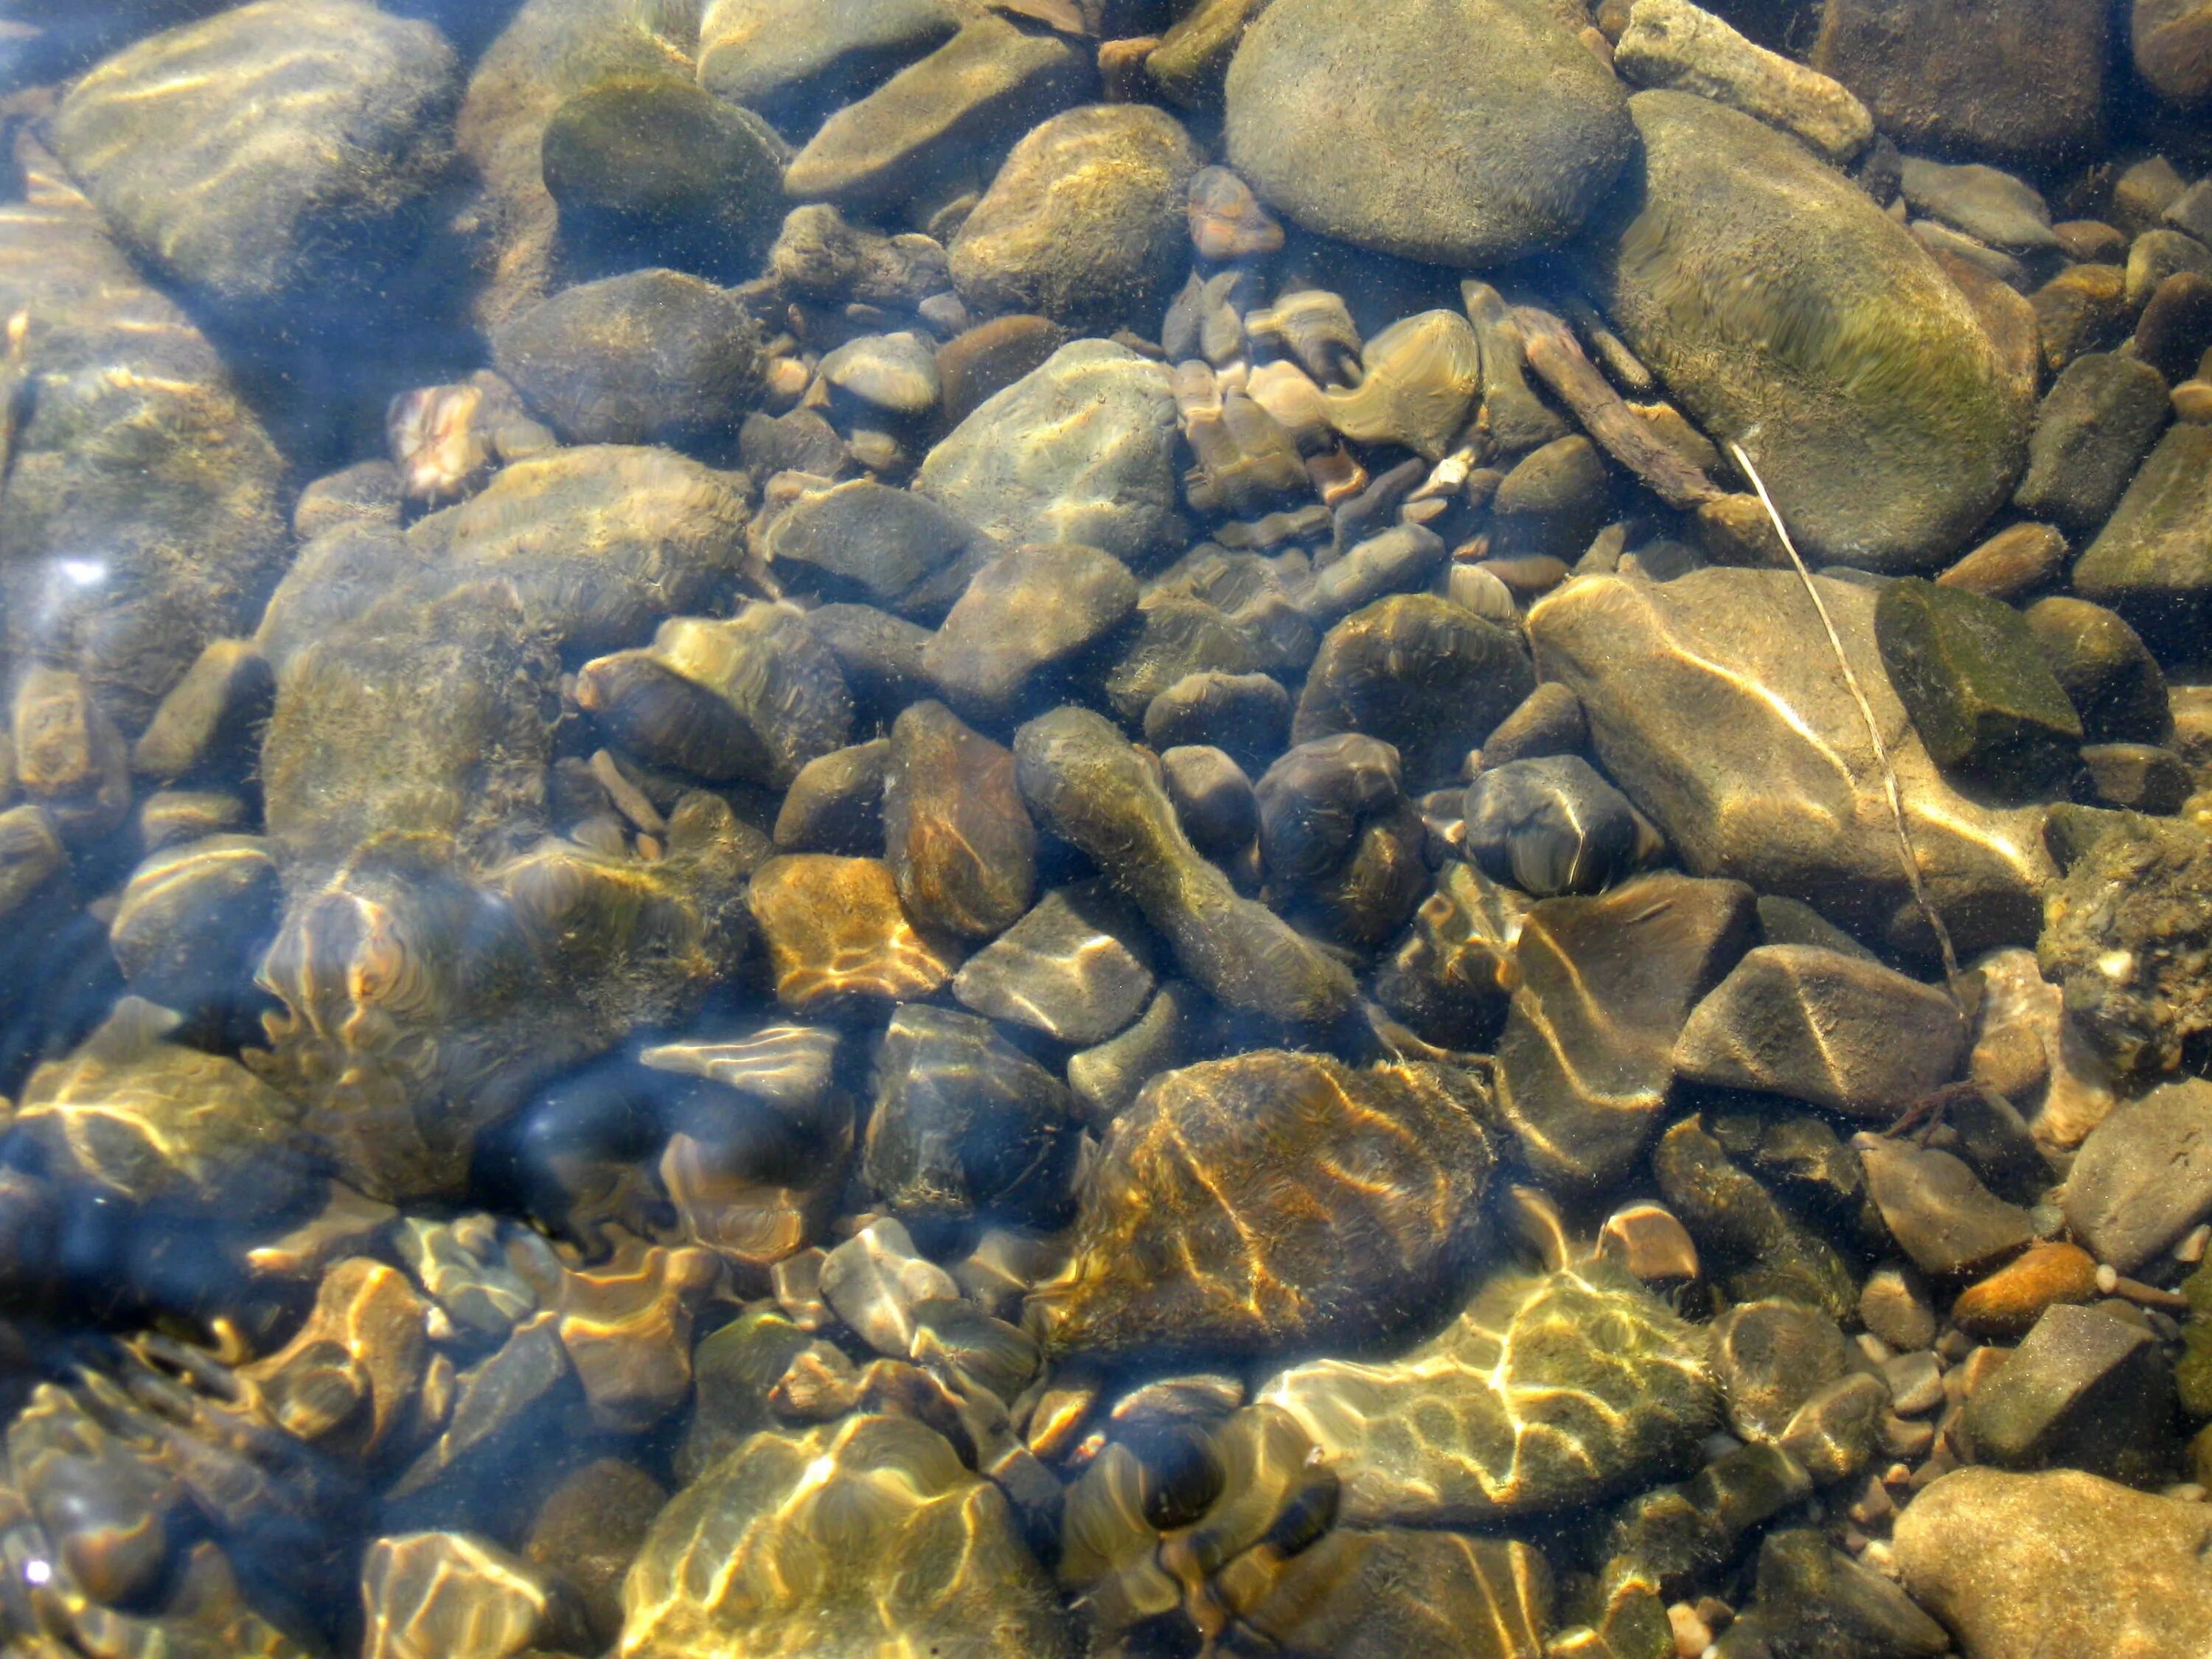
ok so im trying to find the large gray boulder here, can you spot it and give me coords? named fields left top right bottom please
left=1223, top=0, right=1635, bottom=267
left=1581, top=90, right=2032, bottom=571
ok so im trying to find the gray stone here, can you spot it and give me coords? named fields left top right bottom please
left=1774, top=1372, right=1889, bottom=1486
left=1528, top=568, right=2053, bottom=959
left=1462, top=755, right=1640, bottom=899
left=1254, top=734, right=1427, bottom=947
left=697, top=0, right=959, bottom=119
left=784, top=17, right=1093, bottom=210
left=762, top=479, right=985, bottom=618
left=1898, top=157, right=2060, bottom=254
left=1581, top=92, right=2033, bottom=571
left=1710, top=1299, right=1854, bottom=1443
left=1962, top=1303, right=2177, bottom=1485
left=1674, top=945, right=1967, bottom=1119
left=2061, top=1078, right=2212, bottom=1272
left=818, top=1217, right=959, bottom=1358
left=1142, top=672, right=1293, bottom=775
left=1495, top=874, right=1758, bottom=1192
left=1717, top=1530, right=1948, bottom=1659
left=951, top=882, right=1157, bottom=1046
left=922, top=542, right=1138, bottom=724
left=1223, top=0, right=1632, bottom=267
left=50, top=0, right=457, bottom=307
left=1066, top=980, right=1201, bottom=1127
left=1614, top=0, right=1873, bottom=164
left=490, top=269, right=765, bottom=450
left=1161, top=745, right=1258, bottom=861
left=2073, top=425, right=2212, bottom=639
left=864, top=1006, right=1077, bottom=1225
left=2126, top=227, right=2212, bottom=310
left=917, top=341, right=1178, bottom=566
left=952, top=103, right=1201, bottom=333
left=2013, top=353, right=2174, bottom=533
left=773, top=740, right=891, bottom=855
left=1894, top=1467, right=2212, bottom=1659
left=815, top=332, right=940, bottom=419
left=1857, top=1137, right=2033, bottom=1279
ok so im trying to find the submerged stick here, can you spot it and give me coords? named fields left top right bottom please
left=1517, top=305, right=1720, bottom=512
left=1729, top=441, right=1963, bottom=989
left=0, top=309, right=27, bottom=498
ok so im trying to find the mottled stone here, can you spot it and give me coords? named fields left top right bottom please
left=864, top=1004, right=1077, bottom=1225
left=1858, top=1136, right=2033, bottom=1279
left=361, top=1531, right=555, bottom=1659
left=696, top=0, right=958, bottom=117
left=1496, top=874, right=1758, bottom=1192
left=523, top=1458, right=667, bottom=1650
left=621, top=1414, right=1074, bottom=1658
left=2073, top=424, right=2212, bottom=639
left=1293, top=595, right=1535, bottom=789
left=1877, top=577, right=2084, bottom=794
left=1264, top=1261, right=1714, bottom=1524
left=1031, top=1051, right=1495, bottom=1363
left=51, top=0, right=457, bottom=307
left=1253, top=734, right=1428, bottom=946
left=1223, top=0, right=1634, bottom=267
left=1719, top=1529, right=1947, bottom=1659
left=953, top=882, right=1156, bottom=1045
left=784, top=17, right=1093, bottom=209
left=1529, top=568, right=2052, bottom=958
left=1582, top=93, right=2032, bottom=571
left=1319, top=312, right=1483, bottom=462
left=1161, top=745, right=1260, bottom=860
left=1615, top=0, right=1871, bottom=161
left=1895, top=1467, right=2212, bottom=1659
left=748, top=855, right=961, bottom=1013
left=555, top=1237, right=719, bottom=1432
left=1708, top=1299, right=1854, bottom=1442
left=1674, top=945, right=1966, bottom=1118
left=818, top=1218, right=960, bottom=1360
left=883, top=700, right=1034, bottom=940
left=1654, top=1117, right=1858, bottom=1318
left=923, top=542, right=1138, bottom=723
left=917, top=341, right=1178, bottom=565
left=1015, top=706, right=1355, bottom=1024
left=952, top=104, right=1200, bottom=332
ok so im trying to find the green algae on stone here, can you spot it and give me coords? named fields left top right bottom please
left=1654, top=1116, right=1857, bottom=1321
left=1261, top=1260, right=1717, bottom=1526
left=1581, top=91, right=2032, bottom=571
left=1874, top=577, right=2081, bottom=793
left=2072, top=425, right=2212, bottom=640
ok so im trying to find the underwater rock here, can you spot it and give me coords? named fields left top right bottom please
left=1029, top=1050, right=1495, bottom=1363
left=1262, top=1260, right=1715, bottom=1525
left=1495, top=874, right=1758, bottom=1193
left=1581, top=91, right=2032, bottom=571
left=360, top=1531, right=559, bottom=1659
left=696, top=0, right=959, bottom=118
left=489, top=269, right=765, bottom=449
left=50, top=0, right=458, bottom=309
left=2072, top=425, right=2212, bottom=642
left=1674, top=945, right=1968, bottom=1118
left=1718, top=1528, right=1948, bottom=1659
left=620, top=1413, right=1074, bottom=1658
left=917, top=340, right=1178, bottom=565
left=1654, top=1116, right=1857, bottom=1318
left=554, top=1235, right=720, bottom=1433
left=1293, top=595, right=1535, bottom=790
left=2059, top=1079, right=2212, bottom=1271
left=1960, top=1302, right=2177, bottom=1484
left=883, top=700, right=1034, bottom=940
left=864, top=1004, right=1078, bottom=1225
left=1857, top=1135, right=2033, bottom=1279
left=1142, top=670, right=1293, bottom=774
left=1015, top=706, right=1356, bottom=1025
left=108, top=834, right=282, bottom=1020
left=1372, top=863, right=1528, bottom=1053
left=1223, top=0, right=1634, bottom=267
left=0, top=151, right=288, bottom=734
left=783, top=15, right=1093, bottom=209
left=923, top=541, right=1138, bottom=724
left=2023, top=597, right=2172, bottom=746
left=773, top=740, right=890, bottom=855
left=1318, top=310, right=1482, bottom=462
left=1463, top=755, right=1641, bottom=899
left=1530, top=568, right=2052, bottom=959
left=1254, top=734, right=1428, bottom=947
left=760, top=476, right=985, bottom=617
left=951, top=103, right=1201, bottom=333
left=1615, top=0, right=1871, bottom=163
left=748, top=854, right=962, bottom=1014
left=952, top=881, right=1157, bottom=1046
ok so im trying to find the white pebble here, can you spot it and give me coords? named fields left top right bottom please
left=2177, top=1224, right=2210, bottom=1265
left=2096, top=1262, right=2119, bottom=1293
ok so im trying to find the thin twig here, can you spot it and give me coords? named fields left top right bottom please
left=1729, top=442, right=1963, bottom=990
left=0, top=309, right=27, bottom=499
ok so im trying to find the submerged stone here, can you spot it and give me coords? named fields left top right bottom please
left=1874, top=577, right=2082, bottom=793
left=951, top=882, right=1157, bottom=1046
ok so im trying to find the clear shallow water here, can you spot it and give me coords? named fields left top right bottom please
left=0, top=0, right=2208, bottom=1655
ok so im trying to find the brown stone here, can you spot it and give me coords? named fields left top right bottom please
left=748, top=855, right=964, bottom=1012
left=883, top=700, right=1036, bottom=940
left=2029, top=264, right=2129, bottom=372
left=555, top=1235, right=720, bottom=1433
left=1936, top=522, right=2067, bottom=601
left=2135, top=0, right=2212, bottom=105
left=1952, top=1242, right=2101, bottom=1338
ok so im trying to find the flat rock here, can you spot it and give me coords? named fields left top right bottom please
left=1529, top=568, right=2052, bottom=959
left=784, top=16, right=1093, bottom=209
left=923, top=542, right=1138, bottom=723
left=1810, top=0, right=2107, bottom=166
left=697, top=0, right=959, bottom=118
left=917, top=341, right=1179, bottom=566
left=1614, top=0, right=1871, bottom=163
left=1674, top=945, right=1967, bottom=1118
left=2014, top=354, right=2174, bottom=534
left=1223, top=0, right=1634, bottom=267
left=883, top=700, right=1035, bottom=940
left=1495, top=874, right=1758, bottom=1192
left=762, top=478, right=985, bottom=617
left=747, top=855, right=962, bottom=1013
left=1961, top=1303, right=2177, bottom=1484
left=1898, top=158, right=2059, bottom=254
left=1858, top=1136, right=2033, bottom=1279
left=2073, top=425, right=2212, bottom=642
left=1581, top=91, right=2032, bottom=571
left=951, top=881, right=1157, bottom=1046
left=1895, top=1467, right=2212, bottom=1659
left=2061, top=1078, right=2212, bottom=1271
left=50, top=0, right=457, bottom=307
left=1029, top=1051, right=1495, bottom=1363
left=1262, top=1262, right=1715, bottom=1524
left=863, top=1005, right=1077, bottom=1225
left=952, top=103, right=1202, bottom=333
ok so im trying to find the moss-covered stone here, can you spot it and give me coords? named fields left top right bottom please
left=1875, top=577, right=2081, bottom=793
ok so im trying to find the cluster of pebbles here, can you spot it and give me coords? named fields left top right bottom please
left=1, top=0, right=2212, bottom=1655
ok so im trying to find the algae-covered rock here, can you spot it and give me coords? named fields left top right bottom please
left=1582, top=91, right=2032, bottom=571
left=1874, top=577, right=2082, bottom=793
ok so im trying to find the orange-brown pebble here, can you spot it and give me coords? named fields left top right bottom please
left=1097, top=36, right=1162, bottom=101
left=1599, top=1201, right=1701, bottom=1284
left=1936, top=522, right=2068, bottom=602
left=1952, top=1242, right=2100, bottom=1338
left=1667, top=1601, right=1711, bottom=1659
left=2174, top=380, right=2212, bottom=422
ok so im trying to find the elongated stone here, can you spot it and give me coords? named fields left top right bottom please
left=884, top=700, right=1035, bottom=940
